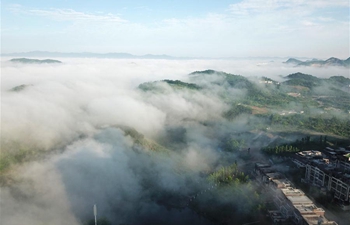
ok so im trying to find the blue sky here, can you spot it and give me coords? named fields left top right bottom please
left=1, top=0, right=349, bottom=58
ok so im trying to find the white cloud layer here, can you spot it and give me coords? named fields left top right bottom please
left=1, top=58, right=348, bottom=150
left=1, top=58, right=349, bottom=225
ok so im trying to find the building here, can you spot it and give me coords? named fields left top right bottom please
left=294, top=149, right=350, bottom=210
left=255, top=163, right=338, bottom=225
left=304, top=164, right=350, bottom=210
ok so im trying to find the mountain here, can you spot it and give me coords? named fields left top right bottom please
left=189, top=69, right=219, bottom=75
left=136, top=69, right=350, bottom=139
left=283, top=72, right=350, bottom=89
left=283, top=72, right=322, bottom=88
left=285, top=72, right=320, bottom=82
left=190, top=70, right=253, bottom=89
left=139, top=79, right=201, bottom=92
left=284, top=57, right=350, bottom=67
left=10, top=58, right=62, bottom=64
left=323, top=57, right=350, bottom=67
left=328, top=76, right=350, bottom=86
left=3, top=51, right=182, bottom=59
left=345, top=57, right=350, bottom=65
left=284, top=58, right=302, bottom=65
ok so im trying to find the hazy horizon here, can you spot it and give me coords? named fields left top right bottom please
left=2, top=0, right=349, bottom=58
left=2, top=51, right=350, bottom=60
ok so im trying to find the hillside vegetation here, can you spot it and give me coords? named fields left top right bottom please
left=139, top=70, right=350, bottom=139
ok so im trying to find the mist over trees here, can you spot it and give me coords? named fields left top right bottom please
left=1, top=58, right=349, bottom=225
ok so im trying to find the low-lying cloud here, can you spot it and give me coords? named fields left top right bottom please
left=1, top=57, right=348, bottom=225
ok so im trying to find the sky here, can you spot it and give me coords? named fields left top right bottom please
left=1, top=0, right=349, bottom=58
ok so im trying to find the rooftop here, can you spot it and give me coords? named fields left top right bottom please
left=287, top=195, right=313, bottom=205
left=281, top=187, right=305, bottom=196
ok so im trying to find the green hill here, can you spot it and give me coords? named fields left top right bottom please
left=118, top=126, right=170, bottom=153
left=189, top=69, right=218, bottom=75
left=190, top=70, right=253, bottom=89
left=283, top=72, right=322, bottom=88
left=328, top=76, right=350, bottom=86
left=138, top=79, right=201, bottom=92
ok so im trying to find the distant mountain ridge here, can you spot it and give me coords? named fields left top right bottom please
left=284, top=57, right=350, bottom=67
left=2, top=51, right=186, bottom=59
left=10, top=58, right=62, bottom=64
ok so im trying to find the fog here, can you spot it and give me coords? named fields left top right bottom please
left=1, top=58, right=349, bottom=225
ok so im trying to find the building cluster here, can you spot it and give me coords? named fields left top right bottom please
left=292, top=146, right=350, bottom=210
left=259, top=80, right=274, bottom=84
left=254, top=162, right=338, bottom=225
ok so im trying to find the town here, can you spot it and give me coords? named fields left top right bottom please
left=253, top=143, right=350, bottom=225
